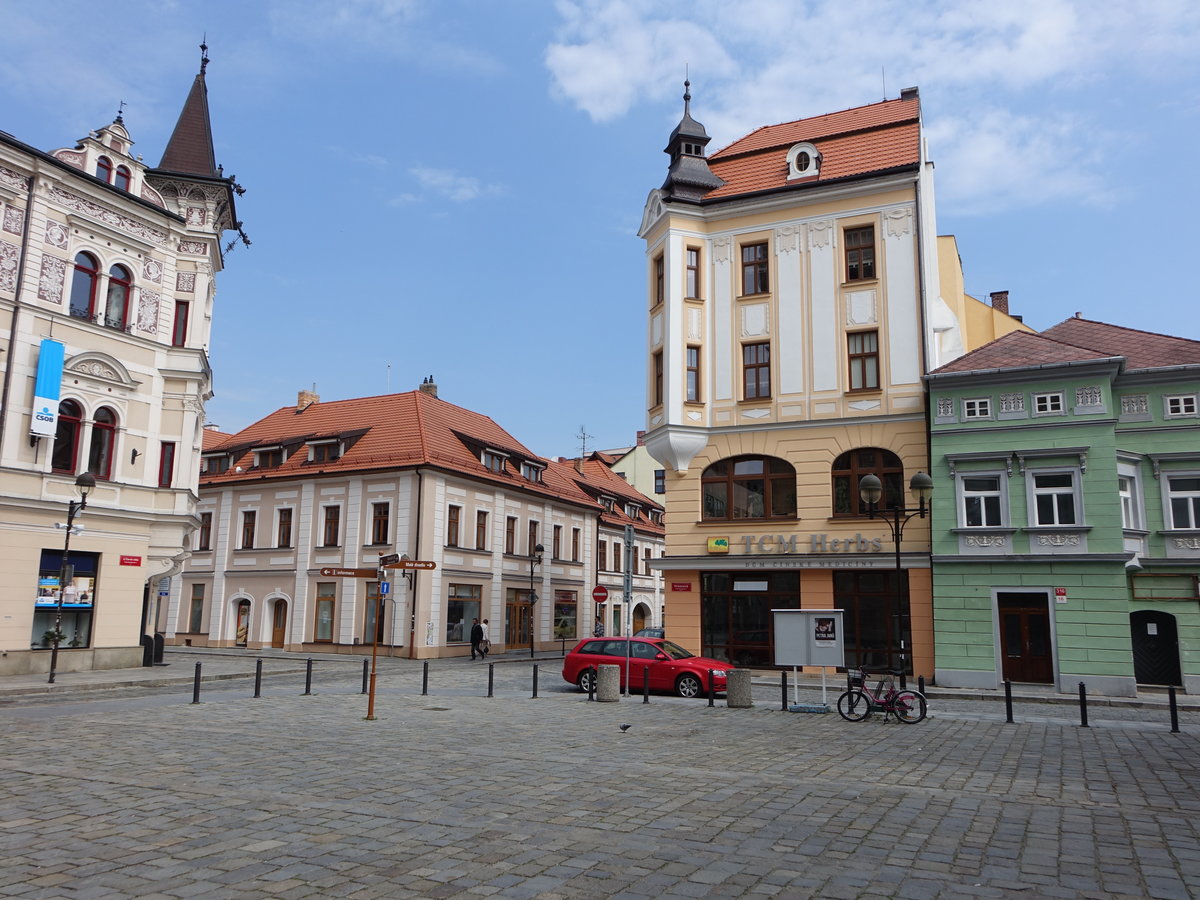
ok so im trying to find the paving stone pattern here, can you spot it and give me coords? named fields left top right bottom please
left=1, top=661, right=1199, bottom=899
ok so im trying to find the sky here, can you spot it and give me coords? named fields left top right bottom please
left=2, top=0, right=1198, bottom=459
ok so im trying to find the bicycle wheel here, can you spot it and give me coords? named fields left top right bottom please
left=892, top=690, right=927, bottom=723
left=837, top=689, right=872, bottom=722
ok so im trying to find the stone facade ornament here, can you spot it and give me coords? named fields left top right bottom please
left=1000, top=392, right=1025, bottom=413
left=1037, top=533, right=1081, bottom=547
left=937, top=398, right=954, bottom=417
left=48, top=187, right=167, bottom=244
left=0, top=165, right=31, bottom=191
left=186, top=206, right=206, bottom=226
left=964, top=534, right=1007, bottom=548
left=44, top=220, right=68, bottom=248
left=178, top=240, right=207, bottom=255
left=137, top=289, right=160, bottom=333
left=71, top=360, right=119, bottom=380
left=809, top=220, right=832, bottom=249
left=712, top=235, right=730, bottom=264
left=1174, top=537, right=1200, bottom=551
left=1121, top=394, right=1149, bottom=415
left=36, top=254, right=67, bottom=302
left=1076, top=385, right=1103, bottom=407
left=3, top=204, right=24, bottom=235
left=52, top=149, right=86, bottom=169
left=775, top=225, right=800, bottom=254
left=176, top=272, right=196, bottom=292
left=143, top=259, right=163, bottom=283
left=885, top=207, right=912, bottom=237
left=0, top=240, right=19, bottom=293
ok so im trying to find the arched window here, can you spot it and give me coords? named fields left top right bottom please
left=104, top=264, right=131, bottom=330
left=95, top=156, right=113, bottom=183
left=114, top=165, right=131, bottom=191
left=52, top=400, right=83, bottom=473
left=69, top=253, right=99, bottom=319
left=89, top=406, right=117, bottom=480
left=832, top=448, right=903, bottom=517
left=702, top=455, right=796, bottom=520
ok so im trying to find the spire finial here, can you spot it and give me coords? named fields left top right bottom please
left=683, top=73, right=691, bottom=117
left=115, top=100, right=126, bottom=125
left=200, top=36, right=209, bottom=75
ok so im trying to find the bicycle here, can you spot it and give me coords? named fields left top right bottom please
left=836, top=667, right=927, bottom=723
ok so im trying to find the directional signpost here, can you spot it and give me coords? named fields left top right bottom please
left=384, top=559, right=437, bottom=571
left=319, top=567, right=379, bottom=578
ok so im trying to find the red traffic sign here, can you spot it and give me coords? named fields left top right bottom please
left=320, top=567, right=379, bottom=578
left=384, top=559, right=437, bottom=570
left=592, top=585, right=609, bottom=603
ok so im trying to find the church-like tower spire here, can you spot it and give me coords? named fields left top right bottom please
left=661, top=79, right=724, bottom=202
left=157, top=41, right=218, bottom=177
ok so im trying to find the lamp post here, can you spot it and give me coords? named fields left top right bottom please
left=49, top=472, right=96, bottom=684
left=528, top=543, right=544, bottom=658
left=858, top=471, right=933, bottom=687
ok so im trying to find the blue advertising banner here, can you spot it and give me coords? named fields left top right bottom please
left=31, top=339, right=64, bottom=437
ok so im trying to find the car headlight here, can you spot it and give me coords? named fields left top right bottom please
left=710, top=670, right=727, bottom=677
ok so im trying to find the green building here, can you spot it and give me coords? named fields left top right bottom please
left=927, top=317, right=1200, bottom=697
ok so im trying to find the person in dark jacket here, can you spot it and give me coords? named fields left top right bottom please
left=470, top=618, right=484, bottom=660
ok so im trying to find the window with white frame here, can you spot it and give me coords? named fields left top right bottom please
left=1167, top=475, right=1200, bottom=529
left=520, top=462, right=542, bottom=483
left=1033, top=392, right=1064, bottom=415
left=960, top=475, right=1004, bottom=527
left=1165, top=394, right=1198, bottom=418
left=483, top=451, right=506, bottom=473
left=1118, top=474, right=1141, bottom=530
left=962, top=398, right=992, bottom=420
left=1031, top=471, right=1078, bottom=526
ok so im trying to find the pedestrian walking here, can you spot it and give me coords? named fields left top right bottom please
left=480, top=618, right=490, bottom=658
left=470, top=618, right=484, bottom=660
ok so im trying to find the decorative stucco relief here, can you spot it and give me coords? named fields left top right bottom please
left=71, top=360, right=119, bottom=380
left=964, top=534, right=1007, bottom=548
left=741, top=303, right=769, bottom=337
left=48, top=186, right=167, bottom=244
left=0, top=240, right=19, bottom=293
left=179, top=240, right=207, bottom=255
left=143, top=259, right=163, bottom=283
left=176, top=272, right=196, bottom=292
left=846, top=290, right=877, bottom=325
left=1173, top=537, right=1200, bottom=551
left=186, top=206, right=206, bottom=226
left=1121, top=394, right=1149, bottom=415
left=775, top=225, right=800, bottom=255
left=3, top=204, right=24, bottom=235
left=712, top=236, right=731, bottom=264
left=686, top=307, right=702, bottom=341
left=809, top=220, right=832, bottom=249
left=936, top=398, right=954, bottom=417
left=1037, top=533, right=1081, bottom=547
left=0, top=165, right=31, bottom=191
left=36, top=254, right=67, bottom=302
left=137, top=289, right=160, bottom=334
left=1000, top=392, right=1025, bottom=413
left=1076, top=386, right=1103, bottom=407
left=52, top=150, right=86, bottom=170
left=885, top=207, right=913, bottom=238
left=44, top=220, right=68, bottom=248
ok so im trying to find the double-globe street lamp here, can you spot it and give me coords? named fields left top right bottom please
left=858, top=470, right=933, bottom=688
left=49, top=471, right=96, bottom=684
left=528, top=543, right=544, bottom=658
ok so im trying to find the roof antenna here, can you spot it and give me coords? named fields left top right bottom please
left=200, top=36, right=209, bottom=75
left=881, top=65, right=887, bottom=101
left=576, top=424, right=594, bottom=458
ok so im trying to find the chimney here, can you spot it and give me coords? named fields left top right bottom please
left=297, top=388, right=319, bottom=412
left=418, top=375, right=438, bottom=399
left=900, top=86, right=919, bottom=101
left=989, top=291, right=1009, bottom=316
left=203, top=423, right=222, bottom=432
left=575, top=457, right=584, bottom=474
left=636, top=430, right=646, bottom=446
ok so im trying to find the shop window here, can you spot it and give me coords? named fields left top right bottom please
left=315, top=584, right=336, bottom=642
left=33, top=548, right=97, bottom=649
left=834, top=570, right=910, bottom=674
left=188, top=584, right=206, bottom=633
left=52, top=399, right=83, bottom=473
left=700, top=571, right=799, bottom=666
left=702, top=455, right=796, bottom=520
left=554, top=590, right=577, bottom=640
left=88, top=406, right=117, bottom=480
left=446, top=583, right=482, bottom=643
left=832, top=448, right=903, bottom=517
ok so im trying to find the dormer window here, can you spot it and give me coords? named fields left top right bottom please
left=202, top=454, right=230, bottom=475
left=309, top=441, right=341, bottom=463
left=650, top=510, right=662, bottom=525
left=520, top=462, right=543, bottom=483
left=601, top=497, right=615, bottom=513
left=786, top=142, right=820, bottom=180
left=114, top=165, right=131, bottom=192
left=255, top=446, right=285, bottom=468
left=483, top=451, right=507, bottom=474
left=625, top=503, right=641, bottom=519
left=96, top=156, right=113, bottom=183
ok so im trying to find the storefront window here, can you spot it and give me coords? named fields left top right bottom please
left=315, top=590, right=335, bottom=642
left=447, top=584, right=481, bottom=644
left=834, top=570, right=910, bottom=674
left=700, top=571, right=799, bottom=666
left=553, top=590, right=577, bottom=640
left=33, top=548, right=97, bottom=649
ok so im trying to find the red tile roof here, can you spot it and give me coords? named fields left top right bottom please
left=929, top=331, right=1111, bottom=374
left=201, top=428, right=233, bottom=450
left=1042, top=318, right=1200, bottom=369
left=704, top=97, right=920, bottom=201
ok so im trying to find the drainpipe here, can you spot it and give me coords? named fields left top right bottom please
left=407, top=467, right=424, bottom=658
left=0, top=172, right=38, bottom=457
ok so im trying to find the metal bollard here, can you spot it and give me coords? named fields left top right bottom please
left=422, top=661, right=429, bottom=696
left=532, top=664, right=539, bottom=699
left=361, top=658, right=369, bottom=695
left=488, top=663, right=495, bottom=698
left=191, top=661, right=202, bottom=704
left=304, top=658, right=313, bottom=695
left=643, top=667, right=650, bottom=704
left=781, top=671, right=788, bottom=711
left=899, top=670, right=907, bottom=691
left=1169, top=685, right=1180, bottom=733
left=254, top=659, right=263, bottom=699
left=1004, top=679, right=1014, bottom=724
left=708, top=669, right=715, bottom=707
left=1078, top=681, right=1089, bottom=728
left=918, top=675, right=926, bottom=695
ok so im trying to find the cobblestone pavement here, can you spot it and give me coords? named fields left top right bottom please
left=2, top=652, right=1198, bottom=899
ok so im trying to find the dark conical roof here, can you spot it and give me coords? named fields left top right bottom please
left=157, top=49, right=218, bottom=177
left=661, top=80, right=724, bottom=202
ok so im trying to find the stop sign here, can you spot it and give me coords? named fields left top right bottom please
left=591, top=585, right=609, bottom=603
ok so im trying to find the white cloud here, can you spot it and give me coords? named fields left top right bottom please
left=409, top=167, right=504, bottom=202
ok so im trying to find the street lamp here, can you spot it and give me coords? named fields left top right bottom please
left=528, top=543, right=544, bottom=658
left=49, top=472, right=96, bottom=684
left=858, top=470, right=933, bottom=687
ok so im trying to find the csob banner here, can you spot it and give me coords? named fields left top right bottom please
left=30, top=339, right=64, bottom=437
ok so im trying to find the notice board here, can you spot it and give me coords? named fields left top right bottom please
left=772, top=609, right=845, bottom=668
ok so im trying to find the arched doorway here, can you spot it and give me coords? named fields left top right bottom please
left=632, top=603, right=649, bottom=634
left=234, top=599, right=251, bottom=647
left=271, top=599, right=288, bottom=649
left=1130, top=610, right=1181, bottom=686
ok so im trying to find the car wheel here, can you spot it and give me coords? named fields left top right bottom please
left=676, top=673, right=703, bottom=698
left=577, top=669, right=597, bottom=693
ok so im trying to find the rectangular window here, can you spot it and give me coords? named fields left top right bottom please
left=505, top=517, right=517, bottom=555
left=256, top=448, right=284, bottom=468
left=277, top=508, right=293, bottom=548
left=475, top=510, right=488, bottom=550
left=571, top=527, right=581, bottom=562
left=1119, top=475, right=1139, bottom=530
left=447, top=505, right=461, bottom=547
left=741, top=242, right=769, bottom=295
left=188, top=584, right=205, bottom=633
left=845, top=226, right=875, bottom=280
left=743, top=342, right=771, bottom=399
left=1167, top=476, right=1200, bottom=529
left=686, top=345, right=701, bottom=402
left=310, top=442, right=340, bottom=463
left=644, top=547, right=652, bottom=574
left=653, top=351, right=663, bottom=406
left=198, top=512, right=212, bottom=550
left=961, top=476, right=1003, bottom=527
left=240, top=510, right=256, bottom=550
left=171, top=301, right=189, bottom=347
left=528, top=521, right=539, bottom=555
left=554, top=590, right=577, bottom=640
left=446, top=583, right=482, bottom=644
left=686, top=247, right=700, bottom=299
left=157, top=441, right=176, bottom=488
left=483, top=451, right=506, bottom=473
left=322, top=506, right=341, bottom=547
left=654, top=469, right=665, bottom=494
left=371, top=502, right=389, bottom=545
left=598, top=541, right=607, bottom=571
left=654, top=254, right=664, bottom=306
left=1166, top=394, right=1199, bottom=417
left=1033, top=392, right=1064, bottom=414
left=1033, top=472, right=1077, bottom=526
left=553, top=524, right=562, bottom=559
left=315, top=583, right=336, bottom=642
left=520, top=462, right=542, bottom=483
left=848, top=331, right=879, bottom=391
left=962, top=397, right=992, bottom=419
left=614, top=541, right=622, bottom=573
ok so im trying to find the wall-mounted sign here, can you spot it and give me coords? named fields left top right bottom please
left=1055, top=587, right=1068, bottom=604
left=30, top=339, right=64, bottom=438
left=670, top=582, right=692, bottom=592
left=707, top=537, right=730, bottom=553
left=119, top=556, right=142, bottom=567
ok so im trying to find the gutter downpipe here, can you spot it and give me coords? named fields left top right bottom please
left=0, top=171, right=39, bottom=458
left=407, top=466, right=424, bottom=658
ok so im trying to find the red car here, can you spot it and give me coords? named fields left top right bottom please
left=562, top=637, right=729, bottom=698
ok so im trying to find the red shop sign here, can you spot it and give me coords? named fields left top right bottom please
left=670, top=582, right=692, bottom=592
left=119, top=555, right=143, bottom=567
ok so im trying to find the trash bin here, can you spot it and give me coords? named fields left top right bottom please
left=597, top=664, right=620, bottom=702
left=726, top=669, right=753, bottom=708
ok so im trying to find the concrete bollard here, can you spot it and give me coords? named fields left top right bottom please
left=596, top=665, right=620, bottom=702
left=726, top=669, right=753, bottom=708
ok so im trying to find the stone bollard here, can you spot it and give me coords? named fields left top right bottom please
left=726, top=669, right=753, bottom=708
left=596, top=665, right=620, bottom=702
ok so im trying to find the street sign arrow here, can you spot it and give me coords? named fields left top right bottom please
left=384, top=559, right=437, bottom=570
left=319, top=567, right=379, bottom=578
left=377, top=552, right=400, bottom=566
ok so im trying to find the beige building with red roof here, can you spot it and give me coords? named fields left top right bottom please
left=168, top=383, right=664, bottom=657
left=0, top=48, right=244, bottom=676
left=640, top=84, right=1025, bottom=675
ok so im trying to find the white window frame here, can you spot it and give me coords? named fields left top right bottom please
left=1032, top=392, right=1064, bottom=416
left=1117, top=461, right=1143, bottom=531
left=962, top=397, right=992, bottom=420
left=482, top=450, right=507, bottom=473
left=1028, top=469, right=1081, bottom=527
left=520, top=461, right=542, bottom=483
left=958, top=472, right=1007, bottom=528
left=1165, top=473, right=1200, bottom=530
left=253, top=445, right=285, bottom=468
left=1164, top=394, right=1199, bottom=418
left=307, top=440, right=341, bottom=463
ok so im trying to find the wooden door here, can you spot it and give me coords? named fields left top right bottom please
left=271, top=600, right=287, bottom=648
left=505, top=602, right=530, bottom=647
left=633, top=605, right=646, bottom=634
left=998, top=592, right=1053, bottom=683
